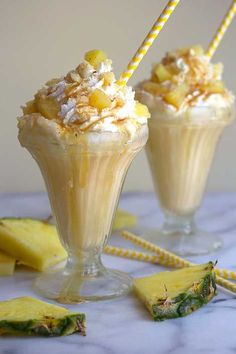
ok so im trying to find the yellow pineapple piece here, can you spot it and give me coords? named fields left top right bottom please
left=154, top=64, right=172, bottom=83
left=102, top=72, right=115, bottom=86
left=89, top=89, right=112, bottom=110
left=84, top=50, right=107, bottom=69
left=112, top=209, right=137, bottom=231
left=22, top=100, right=37, bottom=115
left=191, top=45, right=204, bottom=56
left=206, top=81, right=225, bottom=94
left=0, top=250, right=15, bottom=276
left=0, top=218, right=67, bottom=271
left=142, top=82, right=162, bottom=95
left=35, top=94, right=60, bottom=120
left=213, top=63, right=223, bottom=78
left=135, top=102, right=150, bottom=118
left=164, top=84, right=189, bottom=108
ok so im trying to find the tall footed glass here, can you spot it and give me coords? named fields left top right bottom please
left=137, top=99, right=234, bottom=255
left=18, top=118, right=148, bottom=303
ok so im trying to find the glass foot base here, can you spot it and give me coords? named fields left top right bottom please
left=136, top=228, right=223, bottom=256
left=34, top=266, right=132, bottom=304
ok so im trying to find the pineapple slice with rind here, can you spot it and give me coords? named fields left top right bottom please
left=84, top=50, right=107, bottom=69
left=133, top=262, right=216, bottom=321
left=89, top=89, right=112, bottom=110
left=135, top=102, right=150, bottom=118
left=0, top=297, right=85, bottom=336
left=164, top=84, right=189, bottom=108
left=0, top=250, right=15, bottom=276
left=112, top=209, right=137, bottom=231
left=0, top=218, right=67, bottom=271
left=154, top=64, right=172, bottom=83
left=35, top=93, right=60, bottom=119
left=22, top=100, right=37, bottom=115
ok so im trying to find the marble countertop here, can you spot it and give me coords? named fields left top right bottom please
left=0, top=191, right=236, bottom=354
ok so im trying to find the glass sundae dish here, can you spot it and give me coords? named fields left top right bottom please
left=18, top=50, right=149, bottom=302
left=136, top=45, right=234, bottom=256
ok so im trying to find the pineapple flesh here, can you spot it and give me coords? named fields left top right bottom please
left=84, top=49, right=107, bottom=68
left=133, top=263, right=216, bottom=321
left=0, top=250, right=15, bottom=276
left=89, top=89, right=112, bottom=110
left=0, top=297, right=85, bottom=336
left=0, top=218, right=67, bottom=271
left=112, top=209, right=137, bottom=231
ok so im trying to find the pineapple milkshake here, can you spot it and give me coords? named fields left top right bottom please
left=18, top=50, right=149, bottom=302
left=136, top=46, right=234, bottom=255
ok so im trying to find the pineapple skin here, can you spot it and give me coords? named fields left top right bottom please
left=0, top=313, right=86, bottom=336
left=152, top=272, right=216, bottom=321
left=0, top=297, right=86, bottom=336
left=134, top=262, right=216, bottom=321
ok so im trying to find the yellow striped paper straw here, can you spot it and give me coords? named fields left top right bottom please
left=117, top=0, right=180, bottom=86
left=119, top=231, right=236, bottom=294
left=104, top=244, right=236, bottom=281
left=206, top=0, right=236, bottom=59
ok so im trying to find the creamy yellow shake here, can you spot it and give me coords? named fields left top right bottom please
left=136, top=46, right=234, bottom=255
left=18, top=50, right=149, bottom=301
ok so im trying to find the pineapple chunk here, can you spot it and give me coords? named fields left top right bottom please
left=191, top=45, right=204, bottom=56
left=0, top=297, right=85, bottom=336
left=135, top=102, right=150, bottom=118
left=35, top=94, right=60, bottom=119
left=164, top=84, right=189, bottom=108
left=0, top=218, right=67, bottom=271
left=154, top=64, right=172, bottom=83
left=112, top=209, right=137, bottom=231
left=142, top=82, right=162, bottom=95
left=0, top=250, right=15, bottom=276
left=89, top=89, right=112, bottom=110
left=207, top=80, right=225, bottom=94
left=22, top=100, right=37, bottom=115
left=102, top=72, right=115, bottom=86
left=213, top=63, right=223, bottom=78
left=134, top=263, right=216, bottom=321
left=84, top=50, right=107, bottom=69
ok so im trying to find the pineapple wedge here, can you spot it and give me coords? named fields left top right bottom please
left=0, top=250, right=15, bottom=276
left=0, top=218, right=67, bottom=271
left=112, top=209, right=137, bottom=231
left=84, top=50, right=107, bottom=68
left=89, top=89, right=112, bottom=110
left=0, top=297, right=85, bottom=336
left=134, top=263, right=216, bottom=321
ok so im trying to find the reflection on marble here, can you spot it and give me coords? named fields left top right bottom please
left=0, top=192, right=236, bottom=354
